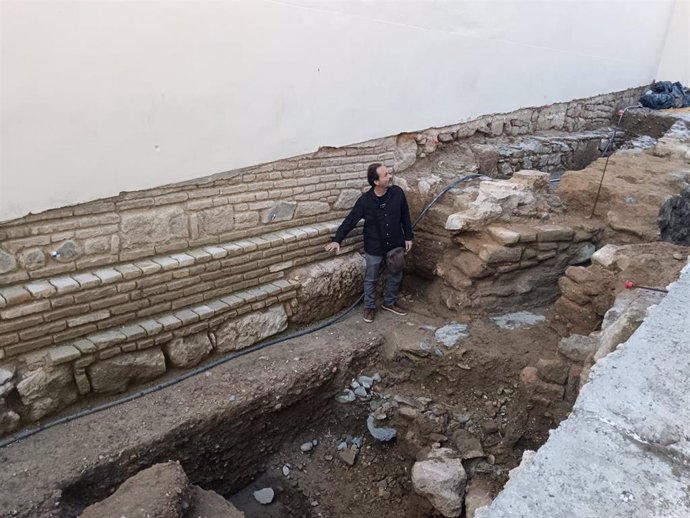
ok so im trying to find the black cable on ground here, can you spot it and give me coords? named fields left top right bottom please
left=0, top=173, right=484, bottom=449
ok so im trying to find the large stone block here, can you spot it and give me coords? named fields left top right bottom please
left=215, top=304, right=288, bottom=353
left=163, top=332, right=213, bottom=368
left=198, top=205, right=235, bottom=235
left=121, top=206, right=189, bottom=248
left=16, top=365, right=78, bottom=421
left=412, top=448, right=467, bottom=517
left=87, top=348, right=167, bottom=393
left=80, top=462, right=191, bottom=518
left=288, top=253, right=364, bottom=324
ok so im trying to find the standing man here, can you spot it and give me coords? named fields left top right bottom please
left=325, top=163, right=413, bottom=323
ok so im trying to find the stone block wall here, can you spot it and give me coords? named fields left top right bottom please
left=438, top=221, right=599, bottom=313
left=0, top=85, right=648, bottom=435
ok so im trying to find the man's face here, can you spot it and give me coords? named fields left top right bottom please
left=375, top=165, right=393, bottom=188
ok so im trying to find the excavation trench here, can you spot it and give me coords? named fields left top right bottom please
left=50, top=278, right=566, bottom=518
left=2, top=108, right=688, bottom=518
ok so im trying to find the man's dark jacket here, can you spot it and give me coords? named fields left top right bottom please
left=333, top=185, right=413, bottom=256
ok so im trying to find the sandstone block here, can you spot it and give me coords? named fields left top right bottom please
left=519, top=366, right=564, bottom=402
left=333, top=190, right=361, bottom=210
left=46, top=345, right=81, bottom=366
left=558, top=334, right=598, bottom=362
left=18, top=248, right=45, bottom=271
left=163, top=332, right=213, bottom=368
left=16, top=364, right=78, bottom=421
left=288, top=253, right=363, bottom=324
left=121, top=206, right=189, bottom=249
left=487, top=226, right=521, bottom=245
left=558, top=277, right=590, bottom=306
left=536, top=358, right=569, bottom=385
left=452, top=252, right=495, bottom=279
left=88, top=348, right=166, bottom=393
left=412, top=448, right=467, bottom=517
left=215, top=304, right=288, bottom=353
left=0, top=248, right=17, bottom=275
left=535, top=225, right=574, bottom=242
left=198, top=205, right=235, bottom=235
left=478, top=243, right=522, bottom=264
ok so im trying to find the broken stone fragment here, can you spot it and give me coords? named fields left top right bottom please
left=411, top=448, right=467, bottom=518
left=558, top=334, right=598, bottom=362
left=451, top=430, right=484, bottom=460
left=335, top=389, right=356, bottom=403
left=536, top=358, right=569, bottom=385
left=253, top=488, right=275, bottom=505
left=339, top=445, right=359, bottom=466
left=519, top=366, right=565, bottom=403
left=366, top=414, right=397, bottom=442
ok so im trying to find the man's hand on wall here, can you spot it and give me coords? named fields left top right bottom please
left=325, top=242, right=340, bottom=254
left=405, top=240, right=413, bottom=254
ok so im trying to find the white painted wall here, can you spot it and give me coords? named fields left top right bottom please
left=0, top=0, right=676, bottom=222
left=656, top=0, right=690, bottom=85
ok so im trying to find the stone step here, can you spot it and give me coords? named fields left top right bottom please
left=21, top=279, right=301, bottom=371
left=0, top=221, right=363, bottom=360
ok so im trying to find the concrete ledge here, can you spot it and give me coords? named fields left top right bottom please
left=480, top=261, right=690, bottom=518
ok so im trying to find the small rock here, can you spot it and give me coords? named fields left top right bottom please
left=367, top=414, right=397, bottom=442
left=452, top=430, right=484, bottom=460
left=351, top=436, right=364, bottom=448
left=373, top=373, right=382, bottom=382
left=358, top=375, right=374, bottom=389
left=282, top=465, right=290, bottom=477
left=339, top=447, right=359, bottom=467
left=354, top=386, right=368, bottom=398
left=434, top=323, right=470, bottom=348
left=300, top=442, right=313, bottom=453
left=481, top=420, right=499, bottom=434
left=253, top=488, right=275, bottom=505
left=324, top=455, right=333, bottom=461
left=337, top=441, right=348, bottom=451
left=335, top=389, right=356, bottom=403
left=350, top=380, right=361, bottom=390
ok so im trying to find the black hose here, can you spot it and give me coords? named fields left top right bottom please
left=0, top=173, right=483, bottom=449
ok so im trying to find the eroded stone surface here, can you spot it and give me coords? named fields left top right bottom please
left=215, top=304, right=288, bottom=353
left=87, top=348, right=167, bottom=393
left=163, top=332, right=213, bottom=368
left=16, top=365, right=78, bottom=421
left=412, top=448, right=467, bottom=517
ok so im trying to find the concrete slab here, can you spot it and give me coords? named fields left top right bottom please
left=480, top=262, right=690, bottom=518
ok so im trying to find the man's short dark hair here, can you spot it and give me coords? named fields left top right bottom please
left=367, top=163, right=382, bottom=187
